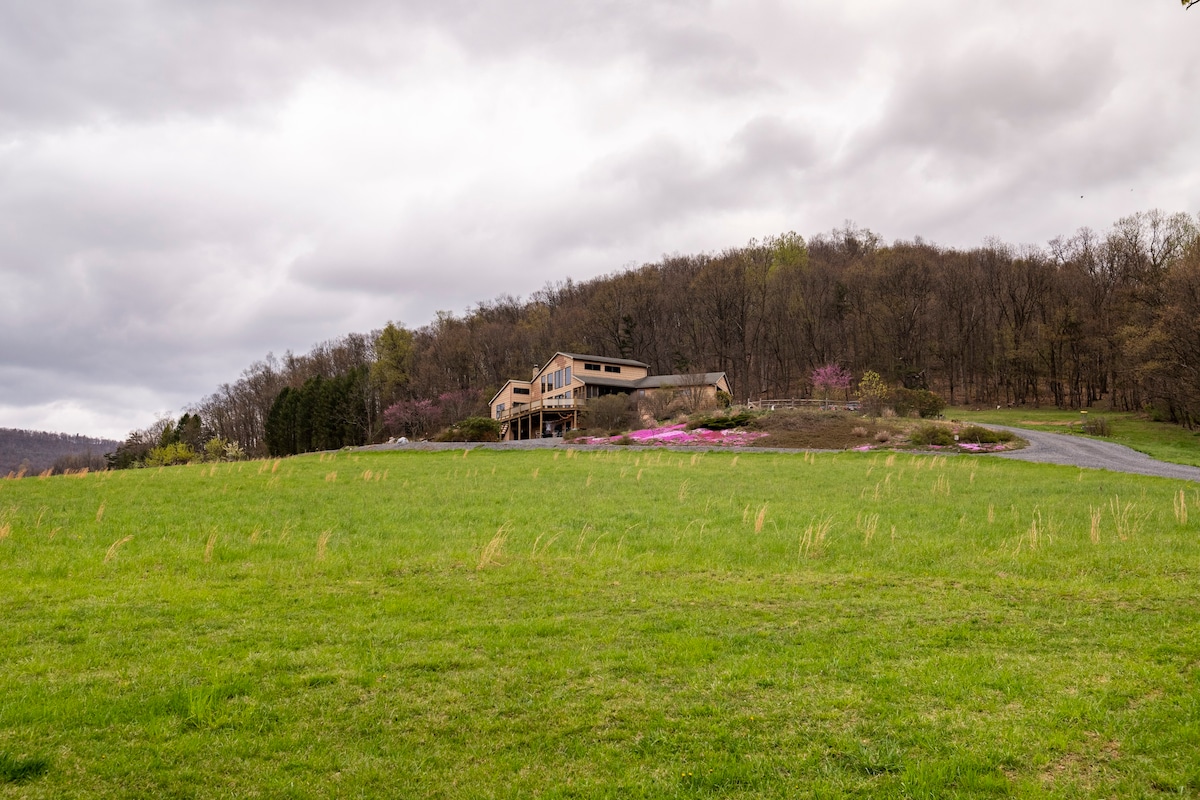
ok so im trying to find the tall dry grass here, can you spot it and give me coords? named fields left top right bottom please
left=478, top=523, right=511, bottom=570
left=799, top=516, right=833, bottom=559
left=856, top=512, right=880, bottom=546
left=1109, top=496, right=1149, bottom=541
left=104, top=535, right=132, bottom=563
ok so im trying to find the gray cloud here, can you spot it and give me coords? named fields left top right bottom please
left=2, top=0, right=1198, bottom=437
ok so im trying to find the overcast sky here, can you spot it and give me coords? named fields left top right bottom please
left=1, top=1, right=1198, bottom=440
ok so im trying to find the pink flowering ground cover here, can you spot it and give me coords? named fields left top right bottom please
left=577, top=423, right=769, bottom=447
left=955, top=441, right=1012, bottom=452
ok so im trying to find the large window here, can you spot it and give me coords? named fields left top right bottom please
left=564, top=366, right=571, bottom=384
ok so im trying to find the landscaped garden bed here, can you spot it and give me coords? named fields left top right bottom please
left=572, top=408, right=1023, bottom=453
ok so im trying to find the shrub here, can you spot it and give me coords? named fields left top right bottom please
left=714, top=390, right=733, bottom=409
left=686, top=411, right=754, bottom=431
left=639, top=388, right=676, bottom=422
left=892, top=388, right=946, bottom=419
left=145, top=443, right=199, bottom=467
left=204, top=438, right=227, bottom=461
left=957, top=425, right=1014, bottom=444
left=583, top=395, right=637, bottom=434
left=202, top=438, right=247, bottom=461
left=858, top=371, right=891, bottom=417
left=436, top=417, right=501, bottom=442
left=909, top=424, right=955, bottom=447
left=851, top=426, right=868, bottom=437
left=1081, top=416, right=1112, bottom=437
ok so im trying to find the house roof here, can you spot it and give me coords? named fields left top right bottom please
left=636, top=372, right=728, bottom=389
left=573, top=375, right=640, bottom=390
left=573, top=372, right=729, bottom=391
left=556, top=352, right=650, bottom=369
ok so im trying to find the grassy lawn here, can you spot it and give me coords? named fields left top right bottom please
left=948, top=407, right=1200, bottom=467
left=2, top=449, right=1200, bottom=798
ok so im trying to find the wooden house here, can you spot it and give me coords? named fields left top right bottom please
left=488, top=352, right=730, bottom=440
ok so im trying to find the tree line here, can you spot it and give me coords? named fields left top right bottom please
left=111, top=208, right=1200, bottom=460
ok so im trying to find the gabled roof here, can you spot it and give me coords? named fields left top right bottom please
left=488, top=379, right=532, bottom=407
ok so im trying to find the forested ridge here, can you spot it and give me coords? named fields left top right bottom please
left=119, top=209, right=1200, bottom=458
left=0, top=429, right=120, bottom=476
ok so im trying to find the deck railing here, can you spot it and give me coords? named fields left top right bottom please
left=496, top=398, right=585, bottom=421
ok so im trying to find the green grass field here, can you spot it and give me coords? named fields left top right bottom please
left=949, top=407, right=1200, bottom=467
left=2, top=448, right=1199, bottom=798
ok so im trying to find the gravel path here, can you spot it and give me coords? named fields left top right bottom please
left=364, top=428, right=1200, bottom=482
left=986, top=425, right=1200, bottom=482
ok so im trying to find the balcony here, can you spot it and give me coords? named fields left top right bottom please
left=496, top=398, right=584, bottom=421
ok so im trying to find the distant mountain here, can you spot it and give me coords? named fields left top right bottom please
left=0, top=428, right=120, bottom=476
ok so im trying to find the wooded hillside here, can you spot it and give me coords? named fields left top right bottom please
left=0, top=429, right=119, bottom=476
left=161, top=209, right=1200, bottom=456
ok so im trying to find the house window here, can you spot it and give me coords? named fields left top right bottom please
left=584, top=363, right=601, bottom=371
left=564, top=366, right=571, bottom=384
left=554, top=369, right=563, bottom=389
left=513, top=387, right=529, bottom=395
left=495, top=403, right=505, bottom=418
left=604, top=365, right=621, bottom=374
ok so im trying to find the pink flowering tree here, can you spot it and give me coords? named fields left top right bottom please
left=811, top=364, right=853, bottom=404
left=383, top=399, right=439, bottom=439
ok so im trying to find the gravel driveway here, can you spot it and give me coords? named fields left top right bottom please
left=986, top=425, right=1200, bottom=482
